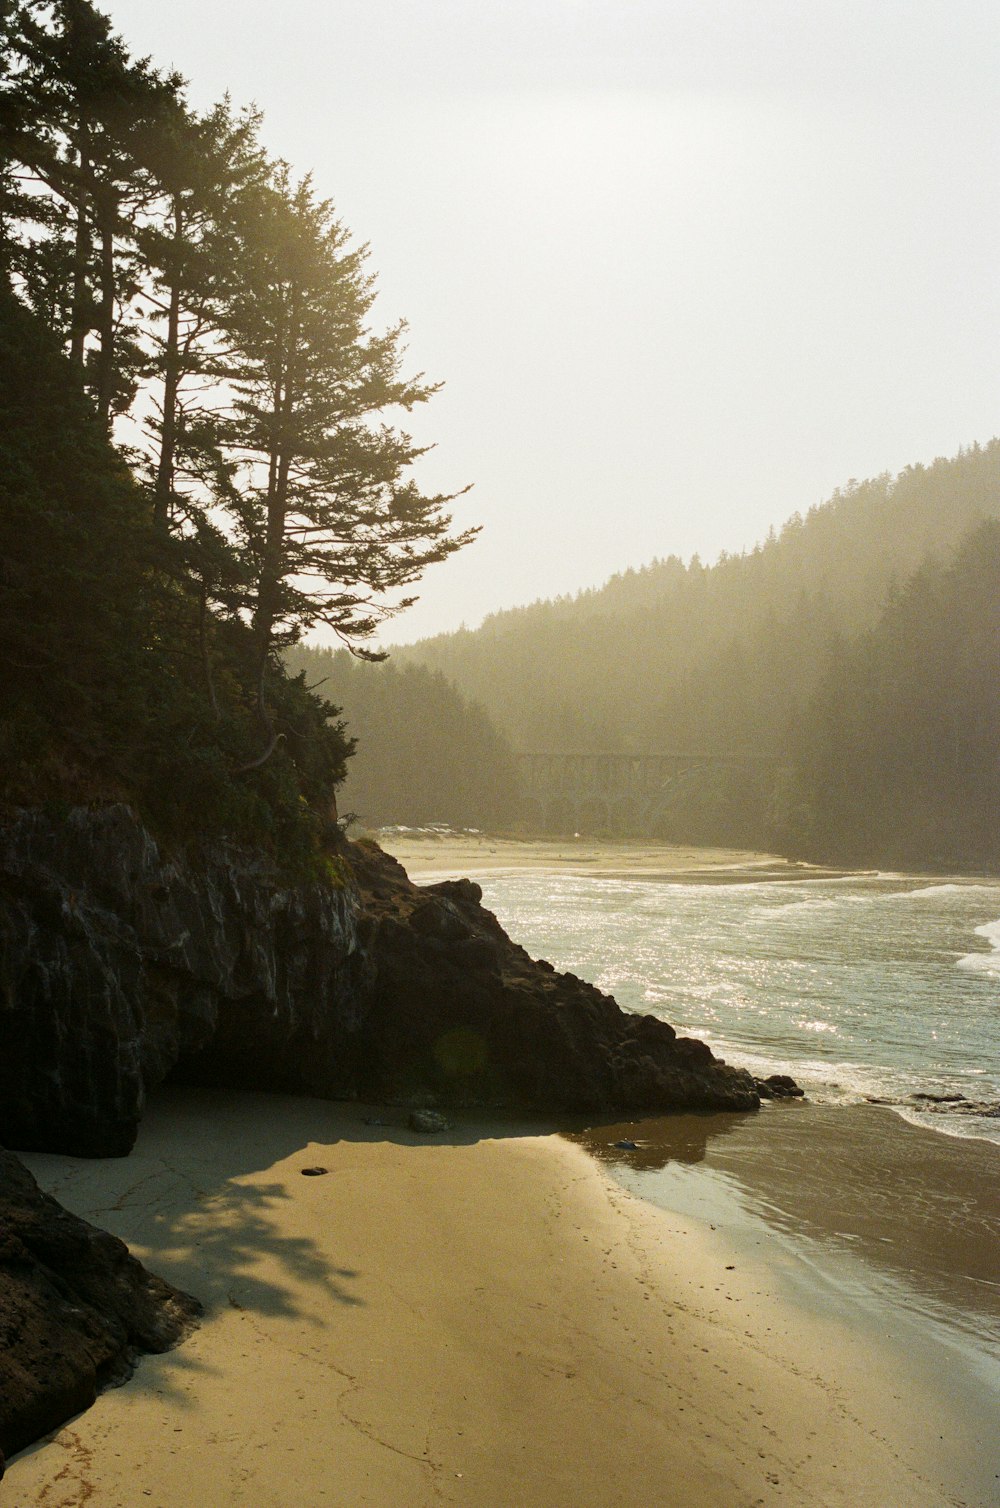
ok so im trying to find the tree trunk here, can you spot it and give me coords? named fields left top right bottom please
left=252, top=298, right=295, bottom=694
left=252, top=283, right=302, bottom=746
left=0, top=169, right=13, bottom=290
left=95, top=199, right=116, bottom=430
left=153, top=197, right=183, bottom=532
left=69, top=122, right=91, bottom=370
left=198, top=583, right=222, bottom=721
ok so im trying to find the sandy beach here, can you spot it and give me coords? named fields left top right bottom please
left=6, top=1088, right=994, bottom=1507
left=374, top=829, right=852, bottom=885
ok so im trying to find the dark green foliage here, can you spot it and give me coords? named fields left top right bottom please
left=0, top=280, right=351, bottom=864
left=286, top=644, right=519, bottom=831
left=784, top=522, right=1000, bottom=870
left=0, top=0, right=471, bottom=862
left=401, top=445, right=1000, bottom=865
left=0, top=283, right=147, bottom=775
left=221, top=172, right=475, bottom=671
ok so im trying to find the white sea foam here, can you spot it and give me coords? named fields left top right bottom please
left=760, top=885, right=960, bottom=917
left=893, top=1104, right=1000, bottom=1146
left=905, top=882, right=1000, bottom=899
left=482, top=868, right=1000, bottom=1150
left=761, top=894, right=878, bottom=916
left=956, top=916, right=1000, bottom=976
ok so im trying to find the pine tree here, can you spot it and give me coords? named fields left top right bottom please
left=1, top=0, right=182, bottom=426
left=217, top=169, right=476, bottom=745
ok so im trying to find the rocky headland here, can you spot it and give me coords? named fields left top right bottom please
left=0, top=804, right=765, bottom=1161
left=0, top=802, right=780, bottom=1465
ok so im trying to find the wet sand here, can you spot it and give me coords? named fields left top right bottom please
left=576, top=1103, right=1000, bottom=1440
left=376, top=829, right=852, bottom=884
left=6, top=1088, right=995, bottom=1507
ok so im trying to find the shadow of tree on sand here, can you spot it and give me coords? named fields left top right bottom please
left=16, top=1087, right=758, bottom=1414
left=20, top=1083, right=588, bottom=1335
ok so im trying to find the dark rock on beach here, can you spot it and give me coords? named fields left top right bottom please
left=349, top=841, right=763, bottom=1118
left=0, top=805, right=764, bottom=1159
left=0, top=805, right=363, bottom=1156
left=755, top=1074, right=806, bottom=1101
left=0, top=1145, right=200, bottom=1461
left=408, top=1109, right=454, bottom=1133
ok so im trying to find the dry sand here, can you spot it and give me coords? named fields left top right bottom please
left=374, top=829, right=851, bottom=885
left=5, top=1088, right=987, bottom=1508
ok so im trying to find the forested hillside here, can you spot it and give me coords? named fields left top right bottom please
left=398, top=445, right=1000, bottom=867
left=0, top=0, right=471, bottom=862
left=400, top=444, right=1000, bottom=757
left=286, top=645, right=520, bottom=830
left=787, top=520, right=1000, bottom=869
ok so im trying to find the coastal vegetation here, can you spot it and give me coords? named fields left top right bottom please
left=0, top=0, right=472, bottom=860
left=285, top=643, right=521, bottom=831
left=788, top=518, right=1000, bottom=868
left=5, top=7, right=996, bottom=875
left=397, top=445, right=1000, bottom=869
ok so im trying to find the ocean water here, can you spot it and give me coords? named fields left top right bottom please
left=477, top=871, right=1000, bottom=1146
left=476, top=864, right=1000, bottom=1479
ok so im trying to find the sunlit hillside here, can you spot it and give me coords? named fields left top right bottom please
left=397, top=442, right=1000, bottom=760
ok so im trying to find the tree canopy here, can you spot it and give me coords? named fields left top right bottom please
left=0, top=0, right=475, bottom=854
left=399, top=443, right=1000, bottom=865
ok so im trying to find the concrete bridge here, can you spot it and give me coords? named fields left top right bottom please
left=516, top=751, right=779, bottom=835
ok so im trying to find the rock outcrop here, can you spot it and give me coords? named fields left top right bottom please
left=0, top=804, right=761, bottom=1158
left=347, top=841, right=760, bottom=1116
left=0, top=805, right=364, bottom=1156
left=0, top=1146, right=200, bottom=1465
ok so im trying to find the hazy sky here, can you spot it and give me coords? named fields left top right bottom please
left=104, top=0, right=1000, bottom=644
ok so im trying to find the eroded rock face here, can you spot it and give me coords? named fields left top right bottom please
left=0, top=806, right=365, bottom=1155
left=0, top=806, right=761, bottom=1158
left=0, top=1146, right=200, bottom=1461
left=347, top=843, right=760, bottom=1116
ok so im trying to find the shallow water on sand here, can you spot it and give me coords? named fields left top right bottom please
left=475, top=866, right=1000, bottom=1490
left=571, top=1105, right=1000, bottom=1504
left=478, top=870, right=1000, bottom=1146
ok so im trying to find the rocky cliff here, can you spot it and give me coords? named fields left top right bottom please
left=0, top=805, right=364, bottom=1156
left=0, top=805, right=760, bottom=1158
left=345, top=840, right=761, bottom=1115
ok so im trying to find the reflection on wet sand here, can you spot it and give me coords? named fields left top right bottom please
left=567, top=1102, right=1000, bottom=1348
left=569, top=1108, right=748, bottom=1170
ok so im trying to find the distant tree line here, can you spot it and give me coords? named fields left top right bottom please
left=286, top=645, right=521, bottom=832
left=786, top=520, right=1000, bottom=869
left=398, top=446, right=1000, bottom=868
left=0, top=1, right=472, bottom=856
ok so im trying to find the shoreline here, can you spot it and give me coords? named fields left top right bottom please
left=385, top=833, right=1000, bottom=1156
left=575, top=1103, right=1000, bottom=1395
left=374, top=829, right=859, bottom=884
left=374, top=829, right=1000, bottom=887
left=7, top=1088, right=995, bottom=1506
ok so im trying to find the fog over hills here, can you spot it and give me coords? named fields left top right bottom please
left=394, top=441, right=1000, bottom=762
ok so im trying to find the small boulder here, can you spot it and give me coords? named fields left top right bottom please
left=755, top=1074, right=805, bottom=1100
left=408, top=1109, right=453, bottom=1134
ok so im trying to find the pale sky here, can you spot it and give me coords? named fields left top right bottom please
left=104, top=0, right=1000, bottom=644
